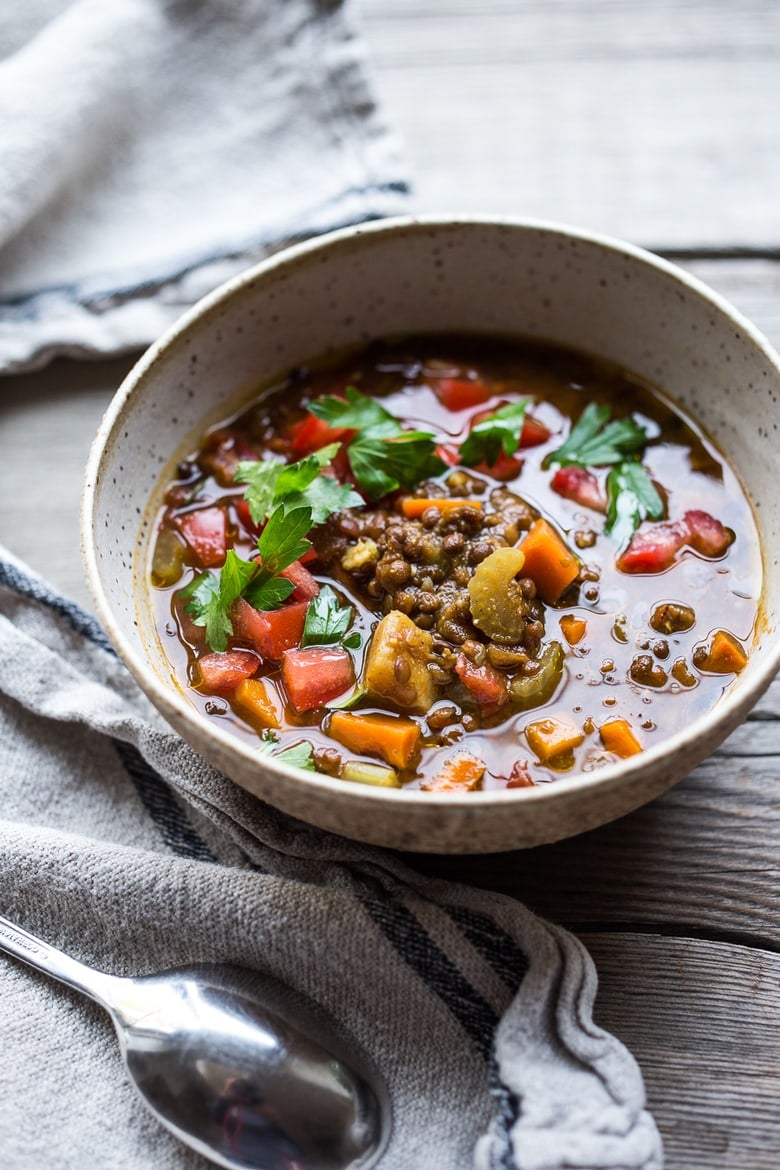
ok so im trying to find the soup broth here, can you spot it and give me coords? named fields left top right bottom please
left=149, top=336, right=761, bottom=792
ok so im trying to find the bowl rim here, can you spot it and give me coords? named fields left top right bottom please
left=81, top=213, right=780, bottom=813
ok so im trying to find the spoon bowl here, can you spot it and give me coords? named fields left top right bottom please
left=0, top=916, right=387, bottom=1170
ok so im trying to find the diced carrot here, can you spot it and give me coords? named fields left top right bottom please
left=525, top=716, right=584, bottom=764
left=195, top=649, right=260, bottom=693
left=454, top=655, right=508, bottom=710
left=559, top=614, right=587, bottom=646
left=328, top=711, right=421, bottom=769
left=421, top=751, right=485, bottom=792
left=231, top=678, right=281, bottom=731
left=517, top=518, right=579, bottom=604
left=697, top=629, right=748, bottom=674
left=432, top=378, right=492, bottom=411
left=232, top=597, right=308, bottom=659
left=174, top=507, right=228, bottom=568
left=281, top=646, right=355, bottom=712
left=400, top=497, right=483, bottom=519
left=599, top=718, right=643, bottom=758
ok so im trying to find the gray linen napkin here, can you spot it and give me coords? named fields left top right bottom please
left=0, top=547, right=663, bottom=1170
left=0, top=0, right=409, bottom=372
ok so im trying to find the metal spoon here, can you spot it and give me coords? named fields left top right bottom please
left=0, top=914, right=388, bottom=1170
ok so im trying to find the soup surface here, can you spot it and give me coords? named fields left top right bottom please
left=149, top=336, right=761, bottom=791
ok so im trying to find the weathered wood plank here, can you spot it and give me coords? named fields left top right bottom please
left=584, top=933, right=780, bottom=1169
left=410, top=749, right=780, bottom=942
left=356, top=0, right=780, bottom=247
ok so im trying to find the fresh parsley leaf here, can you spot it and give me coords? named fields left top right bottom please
left=179, top=506, right=317, bottom=653
left=309, top=385, right=445, bottom=499
left=348, top=432, right=445, bottom=499
left=235, top=459, right=284, bottom=525
left=605, top=461, right=665, bottom=549
left=278, top=474, right=363, bottom=527
left=244, top=575, right=295, bottom=611
left=236, top=444, right=359, bottom=527
left=256, top=507, right=312, bottom=575
left=459, top=399, right=531, bottom=467
left=309, top=386, right=399, bottom=435
left=302, top=585, right=354, bottom=647
left=546, top=402, right=648, bottom=468
left=258, top=739, right=316, bottom=771
left=342, top=631, right=362, bottom=650
left=181, top=550, right=258, bottom=652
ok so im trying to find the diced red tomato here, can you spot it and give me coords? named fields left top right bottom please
left=475, top=452, right=523, bottom=481
left=231, top=597, right=308, bottom=658
left=684, top=510, right=732, bottom=558
left=279, top=559, right=320, bottom=602
left=455, top=655, right=509, bottom=711
left=432, top=378, right=492, bottom=411
left=195, top=650, right=260, bottom=693
left=550, top=466, right=607, bottom=513
left=617, top=518, right=690, bottom=573
left=199, top=429, right=258, bottom=485
left=175, top=507, right=228, bottom=568
left=519, top=416, right=551, bottom=448
left=281, top=646, right=355, bottom=712
left=435, top=443, right=461, bottom=467
left=506, top=760, right=535, bottom=788
left=618, top=509, right=732, bottom=573
left=289, top=412, right=350, bottom=456
left=234, top=497, right=262, bottom=537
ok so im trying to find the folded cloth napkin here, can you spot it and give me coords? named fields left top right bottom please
left=0, top=0, right=409, bottom=373
left=0, top=546, right=663, bottom=1170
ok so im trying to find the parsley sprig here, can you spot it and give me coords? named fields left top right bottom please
left=302, top=584, right=361, bottom=650
left=258, top=738, right=316, bottom=771
left=308, top=386, right=445, bottom=499
left=546, top=403, right=664, bottom=547
left=236, top=444, right=362, bottom=527
left=604, top=462, right=664, bottom=550
left=459, top=399, right=531, bottom=467
left=545, top=402, right=648, bottom=469
left=181, top=507, right=312, bottom=652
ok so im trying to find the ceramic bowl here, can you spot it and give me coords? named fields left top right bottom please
left=82, top=217, right=780, bottom=853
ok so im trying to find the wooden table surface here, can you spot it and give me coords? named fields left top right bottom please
left=1, top=3, right=778, bottom=1166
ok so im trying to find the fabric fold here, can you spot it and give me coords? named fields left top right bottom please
left=0, top=0, right=410, bottom=372
left=0, top=546, right=663, bottom=1169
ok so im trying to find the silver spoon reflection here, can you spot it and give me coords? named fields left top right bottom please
left=0, top=914, right=388, bottom=1170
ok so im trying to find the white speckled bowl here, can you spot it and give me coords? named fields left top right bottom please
left=82, top=217, right=780, bottom=852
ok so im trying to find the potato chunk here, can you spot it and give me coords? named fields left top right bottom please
left=364, top=611, right=436, bottom=713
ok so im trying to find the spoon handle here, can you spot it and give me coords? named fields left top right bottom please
left=0, top=914, right=117, bottom=1007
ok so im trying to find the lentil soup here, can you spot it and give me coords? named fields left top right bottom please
left=149, top=336, right=761, bottom=792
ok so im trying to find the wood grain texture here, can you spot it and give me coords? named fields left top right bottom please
left=585, top=933, right=780, bottom=1168
left=356, top=0, right=780, bottom=247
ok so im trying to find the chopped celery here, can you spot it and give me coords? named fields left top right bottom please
left=509, top=640, right=565, bottom=710
left=341, top=761, right=400, bottom=788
